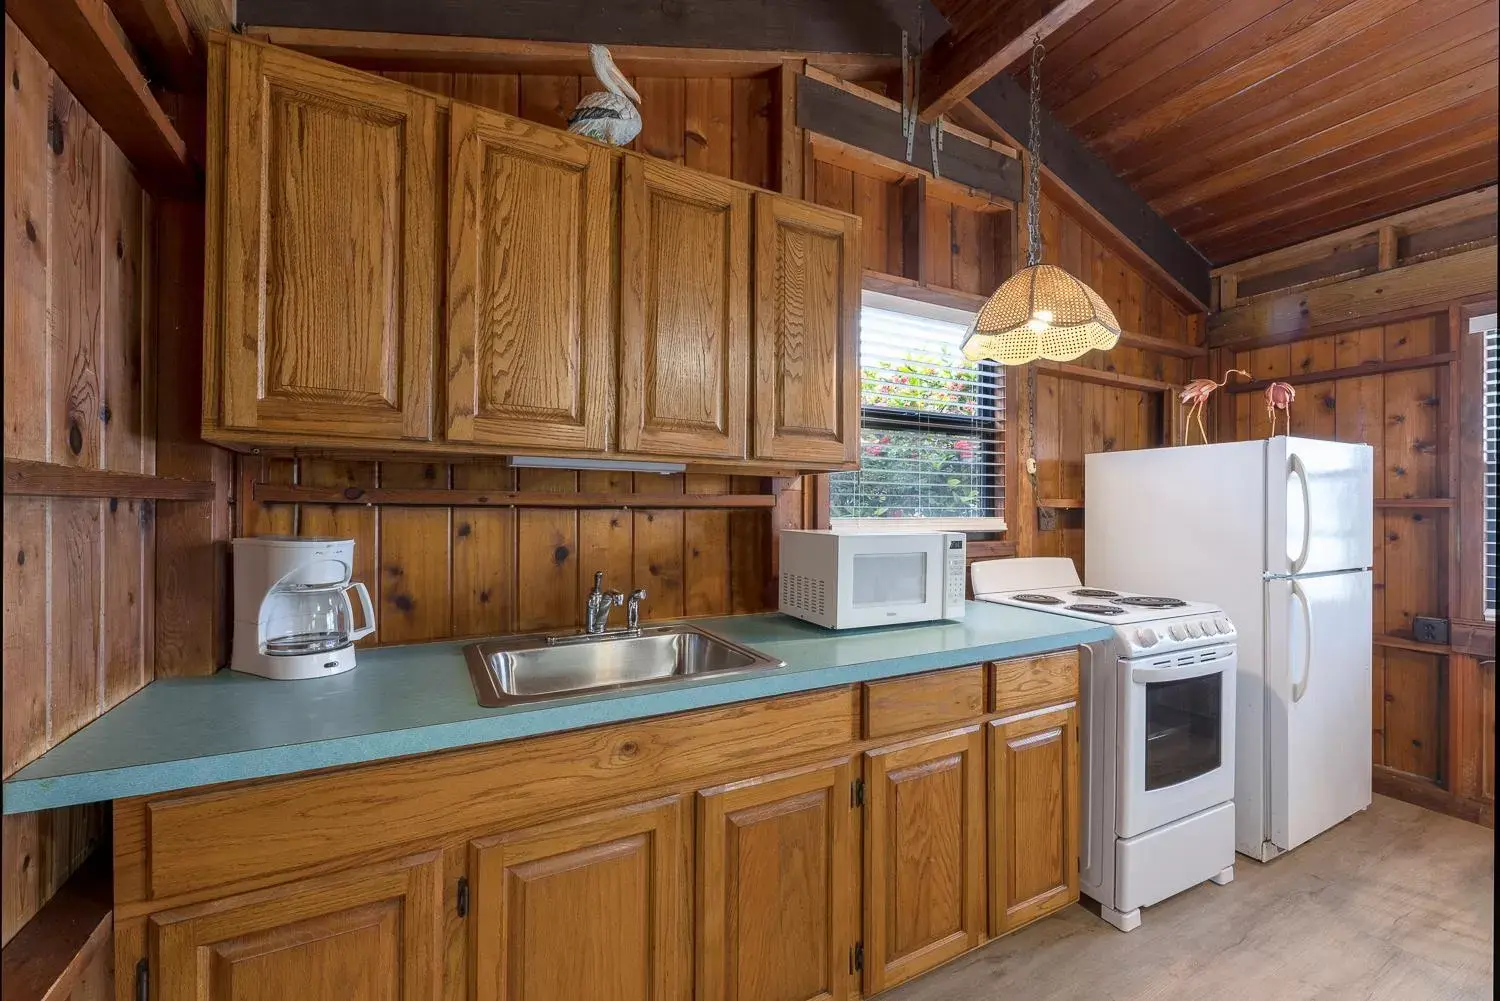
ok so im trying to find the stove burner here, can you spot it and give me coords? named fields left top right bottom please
left=1071, top=588, right=1120, bottom=598
left=1068, top=603, right=1127, bottom=615
left=1012, top=593, right=1064, bottom=605
left=1114, top=596, right=1188, bottom=609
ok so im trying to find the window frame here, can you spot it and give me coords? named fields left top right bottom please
left=828, top=292, right=1008, bottom=534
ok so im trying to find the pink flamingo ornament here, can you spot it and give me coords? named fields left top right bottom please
left=1179, top=369, right=1250, bottom=445
left=1265, top=381, right=1296, bottom=437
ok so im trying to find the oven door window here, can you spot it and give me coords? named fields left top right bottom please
left=1144, top=673, right=1222, bottom=790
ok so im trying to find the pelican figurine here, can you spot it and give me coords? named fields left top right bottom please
left=567, top=45, right=642, bottom=146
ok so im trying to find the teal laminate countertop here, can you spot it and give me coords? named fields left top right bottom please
left=2, top=602, right=1110, bottom=814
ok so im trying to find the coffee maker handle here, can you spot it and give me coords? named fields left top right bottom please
left=346, top=581, right=377, bottom=641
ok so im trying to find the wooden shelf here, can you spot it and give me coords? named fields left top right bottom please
left=1034, top=361, right=1173, bottom=393
left=1375, top=498, right=1455, bottom=509
left=1373, top=633, right=1452, bottom=656
left=1036, top=498, right=1084, bottom=510
left=253, top=483, right=778, bottom=510
left=1224, top=353, right=1457, bottom=394
left=4, top=459, right=216, bottom=500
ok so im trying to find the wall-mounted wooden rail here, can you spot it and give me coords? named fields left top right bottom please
left=1374, top=498, right=1455, bottom=510
left=1224, top=353, right=1458, bottom=394
left=4, top=459, right=215, bottom=500
left=1373, top=633, right=1453, bottom=656
left=1033, top=362, right=1173, bottom=394
left=252, top=483, right=779, bottom=510
left=1036, top=498, right=1084, bottom=510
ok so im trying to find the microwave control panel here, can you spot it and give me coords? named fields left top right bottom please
left=944, top=534, right=967, bottom=615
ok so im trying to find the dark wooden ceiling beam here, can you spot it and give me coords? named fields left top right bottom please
left=964, top=73, right=1212, bottom=307
left=106, top=0, right=200, bottom=89
left=917, top=0, right=1100, bottom=122
left=8, top=0, right=196, bottom=193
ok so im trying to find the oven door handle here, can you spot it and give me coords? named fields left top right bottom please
left=1130, top=660, right=1226, bottom=685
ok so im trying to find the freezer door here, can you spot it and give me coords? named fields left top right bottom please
left=1266, top=437, right=1374, bottom=576
left=1266, top=570, right=1373, bottom=852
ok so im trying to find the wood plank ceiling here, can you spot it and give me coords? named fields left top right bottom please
left=992, top=0, right=1499, bottom=265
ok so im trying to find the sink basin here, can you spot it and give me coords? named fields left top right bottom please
left=464, top=625, right=786, bottom=707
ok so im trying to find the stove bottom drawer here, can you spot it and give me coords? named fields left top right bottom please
left=1116, top=800, right=1235, bottom=912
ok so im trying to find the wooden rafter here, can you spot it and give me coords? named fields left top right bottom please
left=8, top=0, right=195, bottom=192
left=918, top=0, right=1100, bottom=122
left=106, top=0, right=199, bottom=89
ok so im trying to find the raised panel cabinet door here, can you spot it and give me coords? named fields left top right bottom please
left=696, top=758, right=858, bottom=1001
left=149, top=852, right=444, bottom=1001
left=446, top=105, right=615, bottom=451
left=219, top=39, right=438, bottom=440
left=863, top=726, right=985, bottom=995
left=752, top=196, right=861, bottom=467
left=619, top=156, right=750, bottom=459
left=989, top=706, right=1080, bottom=935
left=469, top=795, right=690, bottom=1001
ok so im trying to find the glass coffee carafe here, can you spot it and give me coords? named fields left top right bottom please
left=259, top=560, right=376, bottom=657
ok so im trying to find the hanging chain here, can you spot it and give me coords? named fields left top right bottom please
left=1025, top=38, right=1044, bottom=267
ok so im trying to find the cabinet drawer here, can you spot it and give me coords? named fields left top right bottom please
left=991, top=651, right=1079, bottom=716
left=863, top=666, right=985, bottom=739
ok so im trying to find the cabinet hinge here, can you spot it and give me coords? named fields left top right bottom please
left=851, top=778, right=865, bottom=808
left=849, top=942, right=864, bottom=973
left=135, top=958, right=149, bottom=1001
left=457, top=876, right=469, bottom=917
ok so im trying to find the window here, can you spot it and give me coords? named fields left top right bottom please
left=1481, top=313, right=1497, bottom=620
left=830, top=294, right=1005, bottom=532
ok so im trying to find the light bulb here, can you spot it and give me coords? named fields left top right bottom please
left=1033, top=310, right=1054, bottom=323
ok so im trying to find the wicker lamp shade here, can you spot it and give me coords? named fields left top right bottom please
left=960, top=263, right=1121, bottom=365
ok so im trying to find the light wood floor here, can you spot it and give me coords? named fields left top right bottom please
left=887, top=796, right=1494, bottom=1001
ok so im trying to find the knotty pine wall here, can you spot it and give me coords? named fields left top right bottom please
left=1216, top=317, right=1454, bottom=784
left=235, top=67, right=789, bottom=642
left=2, top=17, right=148, bottom=947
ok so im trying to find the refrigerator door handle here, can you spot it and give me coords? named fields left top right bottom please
left=1288, top=453, right=1312, bottom=574
left=1291, top=580, right=1313, bottom=703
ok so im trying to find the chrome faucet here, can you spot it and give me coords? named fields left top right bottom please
left=626, top=588, right=648, bottom=630
left=585, top=571, right=625, bottom=634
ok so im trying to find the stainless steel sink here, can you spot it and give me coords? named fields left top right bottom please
left=465, top=624, right=785, bottom=707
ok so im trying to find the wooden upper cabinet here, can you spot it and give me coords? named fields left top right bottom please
left=149, top=852, right=444, bottom=1001
left=468, top=795, right=690, bottom=1001
left=619, top=156, right=751, bottom=459
left=696, top=758, right=857, bottom=1001
left=445, top=105, right=615, bottom=452
left=753, top=196, right=861, bottom=467
left=862, top=726, right=985, bottom=994
left=217, top=39, right=439, bottom=440
left=989, top=706, right=1080, bottom=935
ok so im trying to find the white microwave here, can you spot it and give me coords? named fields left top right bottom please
left=778, top=530, right=967, bottom=629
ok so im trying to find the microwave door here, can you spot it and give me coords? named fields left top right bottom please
left=839, top=541, right=941, bottom=628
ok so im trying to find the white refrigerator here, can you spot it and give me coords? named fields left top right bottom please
left=1084, top=437, right=1374, bottom=861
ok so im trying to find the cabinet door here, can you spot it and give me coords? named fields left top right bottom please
left=446, top=105, right=615, bottom=451
left=697, top=759, right=857, bottom=1001
left=619, top=156, right=751, bottom=459
left=989, top=706, right=1080, bottom=935
left=469, top=796, right=689, bottom=1001
left=863, top=726, right=985, bottom=994
left=149, top=852, right=444, bottom=1001
left=752, top=196, right=860, bottom=467
left=219, top=39, right=438, bottom=440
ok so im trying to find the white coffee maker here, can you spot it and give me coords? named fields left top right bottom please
left=232, top=536, right=376, bottom=680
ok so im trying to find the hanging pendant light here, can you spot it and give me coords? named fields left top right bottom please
left=960, top=40, right=1119, bottom=365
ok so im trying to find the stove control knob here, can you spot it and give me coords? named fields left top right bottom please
left=1215, top=617, right=1233, bottom=634
left=1169, top=624, right=1188, bottom=641
left=1186, top=621, right=1204, bottom=638
left=1135, top=628, right=1159, bottom=648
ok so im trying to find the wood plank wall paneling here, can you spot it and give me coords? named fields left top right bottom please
left=234, top=68, right=786, bottom=644
left=1223, top=315, right=1454, bottom=783
left=2, top=15, right=158, bottom=945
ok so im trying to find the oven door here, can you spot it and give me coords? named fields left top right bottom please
left=1116, top=645, right=1237, bottom=839
left=833, top=534, right=944, bottom=628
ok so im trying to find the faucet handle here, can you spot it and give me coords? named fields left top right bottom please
left=626, top=588, right=648, bottom=629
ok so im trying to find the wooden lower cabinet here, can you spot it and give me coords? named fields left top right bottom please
left=696, top=758, right=858, bottom=1001
left=147, top=852, right=445, bottom=1001
left=988, top=706, right=1081, bottom=935
left=862, top=726, right=986, bottom=995
left=467, top=795, right=691, bottom=1001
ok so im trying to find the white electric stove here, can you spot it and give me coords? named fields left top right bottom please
left=972, top=557, right=1237, bottom=932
